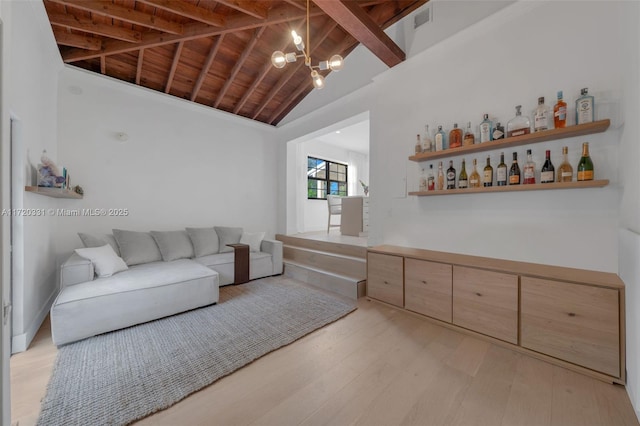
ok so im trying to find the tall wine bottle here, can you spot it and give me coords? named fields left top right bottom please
left=469, top=159, right=481, bottom=188
left=496, top=152, right=508, bottom=186
left=483, top=156, right=493, bottom=187
left=557, top=146, right=573, bottom=182
left=509, top=152, right=521, bottom=185
left=458, top=159, right=468, bottom=189
left=540, top=150, right=555, bottom=183
left=446, top=160, right=456, bottom=189
left=577, top=142, right=594, bottom=181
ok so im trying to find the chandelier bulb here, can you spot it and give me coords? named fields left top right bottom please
left=311, top=70, right=325, bottom=90
left=271, top=51, right=286, bottom=69
left=329, top=54, right=344, bottom=71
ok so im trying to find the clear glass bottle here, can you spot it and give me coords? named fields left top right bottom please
left=463, top=122, right=475, bottom=146
left=427, top=164, right=435, bottom=191
left=540, top=149, right=555, bottom=183
left=479, top=114, right=493, bottom=143
left=507, top=105, right=531, bottom=138
left=469, top=159, right=481, bottom=188
left=435, top=125, right=446, bottom=151
left=437, top=161, right=445, bottom=190
left=557, top=146, right=573, bottom=182
left=415, top=134, right=422, bottom=154
left=533, top=96, right=550, bottom=132
left=577, top=142, right=594, bottom=181
left=576, top=88, right=595, bottom=125
left=554, top=91, right=567, bottom=128
left=493, top=122, right=505, bottom=140
left=523, top=149, right=536, bottom=184
left=449, top=123, right=462, bottom=149
left=422, top=125, right=433, bottom=153
left=446, top=160, right=456, bottom=189
left=509, top=152, right=521, bottom=185
left=483, top=156, right=493, bottom=187
left=458, top=159, right=468, bottom=189
left=497, top=152, right=508, bottom=186
left=419, top=168, right=427, bottom=191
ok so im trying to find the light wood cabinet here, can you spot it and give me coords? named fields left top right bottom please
left=521, top=277, right=620, bottom=377
left=367, top=252, right=403, bottom=307
left=452, top=266, right=518, bottom=344
left=405, top=259, right=452, bottom=323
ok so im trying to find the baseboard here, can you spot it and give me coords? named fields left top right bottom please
left=11, top=289, right=57, bottom=354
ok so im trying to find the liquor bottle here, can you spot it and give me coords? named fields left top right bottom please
left=540, top=150, right=555, bottom=183
left=509, top=152, right=521, bottom=185
left=415, top=134, right=422, bottom=154
left=557, top=146, right=573, bottom=182
left=437, top=161, right=445, bottom=190
left=577, top=142, right=594, bottom=181
left=576, top=88, right=595, bottom=125
left=419, top=168, right=427, bottom=191
left=435, top=125, right=446, bottom=151
left=554, top=91, right=567, bottom=128
left=507, top=105, right=531, bottom=137
left=463, top=122, right=475, bottom=146
left=496, top=152, right=508, bottom=186
left=469, top=159, right=481, bottom=188
left=446, top=160, right=456, bottom=189
left=523, top=149, right=536, bottom=184
left=533, top=97, right=550, bottom=132
left=422, top=125, right=433, bottom=153
left=483, top=156, right=493, bottom=187
left=427, top=164, right=435, bottom=191
left=458, top=159, right=468, bottom=189
left=449, top=123, right=463, bottom=149
left=493, top=122, right=505, bottom=140
left=479, top=114, right=493, bottom=143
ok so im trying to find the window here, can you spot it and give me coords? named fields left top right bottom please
left=307, top=156, right=348, bottom=199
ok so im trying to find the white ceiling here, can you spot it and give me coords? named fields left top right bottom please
left=314, top=120, right=369, bottom=155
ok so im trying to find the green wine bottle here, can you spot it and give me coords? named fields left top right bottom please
left=458, top=159, right=468, bottom=189
left=577, top=142, right=594, bottom=181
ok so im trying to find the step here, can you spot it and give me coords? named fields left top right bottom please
left=284, top=261, right=366, bottom=300
left=283, top=245, right=367, bottom=279
left=276, top=234, right=367, bottom=259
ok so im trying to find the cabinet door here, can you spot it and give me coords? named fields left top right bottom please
left=405, top=259, right=452, bottom=323
left=367, top=252, right=403, bottom=307
left=521, top=277, right=620, bottom=377
left=453, top=266, right=518, bottom=344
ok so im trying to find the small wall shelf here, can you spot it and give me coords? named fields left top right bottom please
left=409, top=119, right=611, bottom=162
left=409, top=180, right=609, bottom=196
left=25, top=186, right=83, bottom=199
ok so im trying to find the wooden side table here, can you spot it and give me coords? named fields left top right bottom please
left=227, top=244, right=250, bottom=284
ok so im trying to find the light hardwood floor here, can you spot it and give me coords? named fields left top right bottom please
left=11, top=294, right=640, bottom=426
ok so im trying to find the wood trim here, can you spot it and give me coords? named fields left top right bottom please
left=214, top=0, right=268, bottom=20
left=52, top=28, right=102, bottom=50
left=48, top=12, right=142, bottom=43
left=408, top=180, right=610, bottom=196
left=164, top=41, right=185, bottom=94
left=135, top=0, right=225, bottom=27
left=190, top=35, right=225, bottom=102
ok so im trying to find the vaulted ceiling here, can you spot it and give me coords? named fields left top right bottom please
left=43, top=0, right=427, bottom=125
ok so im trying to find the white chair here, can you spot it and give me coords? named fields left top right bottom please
left=327, top=195, right=342, bottom=233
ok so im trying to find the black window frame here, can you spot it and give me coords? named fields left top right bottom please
left=307, top=156, right=348, bottom=200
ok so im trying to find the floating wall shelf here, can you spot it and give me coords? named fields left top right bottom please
left=25, top=186, right=83, bottom=199
left=408, top=180, right=609, bottom=196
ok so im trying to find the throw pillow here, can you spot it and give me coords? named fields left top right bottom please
left=239, top=232, right=265, bottom=253
left=112, top=229, right=163, bottom=266
left=75, top=244, right=128, bottom=278
left=150, top=230, right=195, bottom=261
left=78, top=232, right=121, bottom=257
left=185, top=227, right=219, bottom=258
left=214, top=226, right=243, bottom=253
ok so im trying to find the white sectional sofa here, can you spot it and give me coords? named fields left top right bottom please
left=50, top=227, right=283, bottom=346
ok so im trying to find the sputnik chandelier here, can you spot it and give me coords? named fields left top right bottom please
left=270, top=0, right=344, bottom=89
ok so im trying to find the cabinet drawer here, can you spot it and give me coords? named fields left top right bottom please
left=405, top=259, right=452, bottom=322
left=521, top=277, right=620, bottom=377
left=453, top=266, right=518, bottom=344
left=367, top=252, right=403, bottom=307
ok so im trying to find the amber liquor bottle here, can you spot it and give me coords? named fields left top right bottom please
left=449, top=123, right=463, bottom=149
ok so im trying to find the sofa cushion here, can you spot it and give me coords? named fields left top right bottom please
left=186, top=227, right=219, bottom=257
left=151, top=230, right=194, bottom=261
left=112, top=229, right=162, bottom=266
left=74, top=244, right=128, bottom=278
left=239, top=232, right=265, bottom=253
left=214, top=226, right=243, bottom=253
left=78, top=232, right=121, bottom=257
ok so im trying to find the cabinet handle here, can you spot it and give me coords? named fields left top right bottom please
left=568, top=312, right=576, bottom=317
left=476, top=292, right=482, bottom=297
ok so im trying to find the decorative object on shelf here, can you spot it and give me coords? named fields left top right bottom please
left=507, top=105, right=531, bottom=138
left=359, top=180, right=369, bottom=196
left=73, top=185, right=84, bottom=195
left=270, top=0, right=344, bottom=90
left=37, top=149, right=65, bottom=188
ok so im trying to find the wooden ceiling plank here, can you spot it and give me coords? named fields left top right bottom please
left=190, top=35, right=225, bottom=101
left=48, top=0, right=184, bottom=34
left=100, top=55, right=106, bottom=74
left=136, top=48, right=145, bottom=84
left=53, top=28, right=102, bottom=50
left=282, top=0, right=306, bottom=12
left=48, top=11, right=142, bottom=43
left=213, top=0, right=268, bottom=20
left=62, top=4, right=322, bottom=63
left=214, top=27, right=265, bottom=108
left=165, top=41, right=185, bottom=93
left=135, top=0, right=225, bottom=27
left=311, top=0, right=405, bottom=67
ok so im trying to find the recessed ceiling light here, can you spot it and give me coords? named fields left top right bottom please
left=335, top=130, right=341, bottom=134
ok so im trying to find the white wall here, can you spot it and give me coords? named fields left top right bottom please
left=56, top=67, right=279, bottom=259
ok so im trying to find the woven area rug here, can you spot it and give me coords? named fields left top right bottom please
left=37, top=277, right=355, bottom=426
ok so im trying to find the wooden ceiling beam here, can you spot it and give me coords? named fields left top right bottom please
left=190, top=35, right=225, bottom=102
left=100, top=56, right=106, bottom=74
left=165, top=41, right=184, bottom=94
left=311, top=0, right=405, bottom=67
left=52, top=28, right=102, bottom=50
left=213, top=0, right=268, bottom=20
left=48, top=11, right=142, bottom=43
left=282, top=0, right=306, bottom=12
left=62, top=5, right=323, bottom=63
left=135, top=0, right=225, bottom=27
left=214, top=27, right=265, bottom=108
left=135, top=49, right=145, bottom=85
left=48, top=0, right=183, bottom=35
